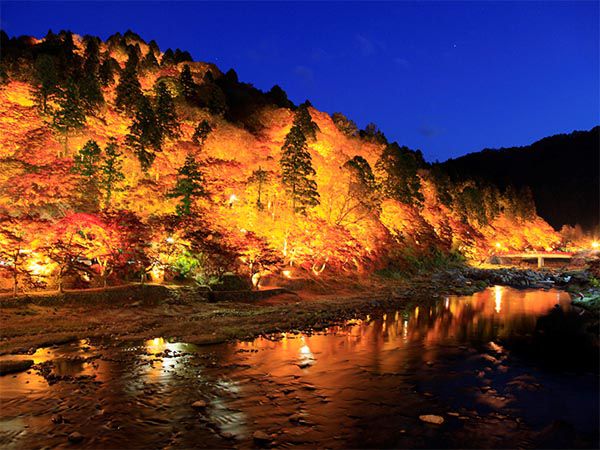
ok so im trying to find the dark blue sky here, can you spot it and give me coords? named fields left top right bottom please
left=2, top=1, right=598, bottom=161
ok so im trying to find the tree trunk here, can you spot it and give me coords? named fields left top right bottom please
left=257, top=181, right=262, bottom=209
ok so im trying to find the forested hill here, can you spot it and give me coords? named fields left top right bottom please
left=0, top=29, right=562, bottom=291
left=439, top=127, right=600, bottom=231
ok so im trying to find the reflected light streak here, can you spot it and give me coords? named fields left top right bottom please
left=494, top=285, right=503, bottom=314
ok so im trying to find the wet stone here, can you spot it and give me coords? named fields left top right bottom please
left=252, top=430, right=272, bottom=444
left=419, top=414, right=445, bottom=425
left=68, top=432, right=84, bottom=443
left=191, top=400, right=207, bottom=410
left=0, top=359, right=34, bottom=375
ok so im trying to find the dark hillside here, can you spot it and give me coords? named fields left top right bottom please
left=440, top=127, right=600, bottom=231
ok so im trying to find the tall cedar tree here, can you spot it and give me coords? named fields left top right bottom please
left=280, top=125, right=320, bottom=214
left=375, top=143, right=424, bottom=206
left=344, top=155, right=379, bottom=205
left=248, top=167, right=269, bottom=210
left=267, top=85, right=294, bottom=108
left=174, top=49, right=193, bottom=63
left=142, top=48, right=160, bottom=70
left=361, top=123, right=388, bottom=145
left=456, top=185, right=487, bottom=226
left=168, top=153, right=207, bottom=216
left=100, top=138, right=125, bottom=209
left=154, top=81, right=180, bottom=139
left=125, top=95, right=162, bottom=171
left=115, top=49, right=143, bottom=113
left=293, top=101, right=320, bottom=141
left=33, top=54, right=59, bottom=112
left=80, top=38, right=104, bottom=110
left=161, top=48, right=175, bottom=66
left=73, top=140, right=102, bottom=210
left=0, top=65, right=8, bottom=86
left=59, top=31, right=82, bottom=79
left=148, top=40, right=160, bottom=55
left=192, top=120, right=212, bottom=146
left=99, top=57, right=117, bottom=86
left=52, top=80, right=87, bottom=155
left=179, top=64, right=197, bottom=102
left=332, top=112, right=359, bottom=137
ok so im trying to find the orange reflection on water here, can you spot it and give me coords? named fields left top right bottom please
left=140, top=338, right=196, bottom=382
left=233, top=287, right=572, bottom=377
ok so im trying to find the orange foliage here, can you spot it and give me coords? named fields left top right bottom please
left=0, top=33, right=565, bottom=291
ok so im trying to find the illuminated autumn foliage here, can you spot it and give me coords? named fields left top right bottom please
left=0, top=30, right=566, bottom=293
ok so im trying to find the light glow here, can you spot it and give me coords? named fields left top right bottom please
left=251, top=272, right=261, bottom=288
left=494, top=285, right=503, bottom=314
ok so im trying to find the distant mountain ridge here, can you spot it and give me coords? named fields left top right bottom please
left=440, top=127, right=600, bottom=231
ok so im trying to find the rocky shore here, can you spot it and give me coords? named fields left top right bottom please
left=0, top=264, right=598, bottom=367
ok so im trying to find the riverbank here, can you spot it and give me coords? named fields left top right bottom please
left=2, top=284, right=597, bottom=450
left=0, top=266, right=596, bottom=358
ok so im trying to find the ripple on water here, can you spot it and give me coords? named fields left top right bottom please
left=0, top=287, right=597, bottom=449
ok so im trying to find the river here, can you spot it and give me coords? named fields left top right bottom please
left=0, top=286, right=598, bottom=448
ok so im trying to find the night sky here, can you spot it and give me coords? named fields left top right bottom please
left=2, top=1, right=598, bottom=162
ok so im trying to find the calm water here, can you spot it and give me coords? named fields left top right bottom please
left=0, top=287, right=598, bottom=449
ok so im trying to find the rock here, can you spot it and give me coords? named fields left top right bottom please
left=51, top=414, right=64, bottom=424
left=252, top=430, right=271, bottom=444
left=419, top=414, right=444, bottom=425
left=191, top=400, right=207, bottom=410
left=0, top=359, right=34, bottom=376
left=68, top=432, right=84, bottom=443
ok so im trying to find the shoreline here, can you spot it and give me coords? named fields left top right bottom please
left=0, top=266, right=595, bottom=358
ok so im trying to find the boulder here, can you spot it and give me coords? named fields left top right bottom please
left=191, top=400, right=207, bottom=410
left=419, top=414, right=444, bottom=425
left=0, top=359, right=33, bottom=376
left=252, top=430, right=271, bottom=444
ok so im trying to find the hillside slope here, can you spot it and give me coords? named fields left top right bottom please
left=0, top=30, right=561, bottom=291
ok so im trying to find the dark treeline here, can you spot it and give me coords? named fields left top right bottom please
left=440, top=127, right=600, bottom=231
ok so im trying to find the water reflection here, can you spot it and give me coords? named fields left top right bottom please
left=138, top=337, right=198, bottom=383
left=0, top=287, right=597, bottom=449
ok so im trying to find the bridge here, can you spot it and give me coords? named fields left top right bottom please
left=496, top=252, right=573, bottom=268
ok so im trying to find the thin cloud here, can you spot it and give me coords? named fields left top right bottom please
left=418, top=125, right=445, bottom=138
left=394, top=57, right=410, bottom=69
left=311, top=48, right=330, bottom=62
left=294, top=65, right=314, bottom=82
left=356, top=34, right=376, bottom=56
